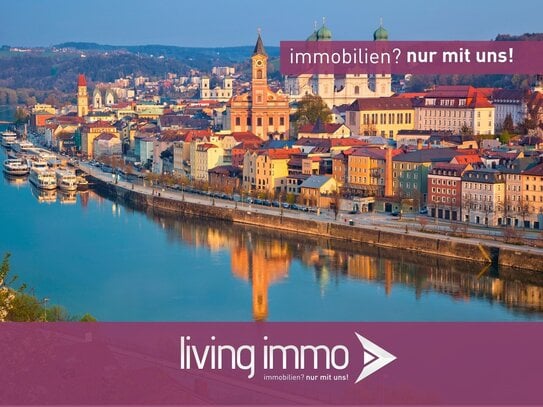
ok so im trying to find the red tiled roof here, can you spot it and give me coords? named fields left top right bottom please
left=298, top=122, right=344, bottom=134
left=197, top=143, right=218, bottom=151
left=77, top=74, right=87, bottom=87
left=524, top=162, right=543, bottom=176
left=259, top=148, right=301, bottom=159
left=452, top=155, right=482, bottom=164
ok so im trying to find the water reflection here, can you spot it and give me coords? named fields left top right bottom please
left=3, top=173, right=28, bottom=187
left=30, top=184, right=57, bottom=203
left=142, top=210, right=543, bottom=320
left=59, top=191, right=77, bottom=205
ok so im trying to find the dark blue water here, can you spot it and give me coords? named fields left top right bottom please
left=0, top=145, right=542, bottom=321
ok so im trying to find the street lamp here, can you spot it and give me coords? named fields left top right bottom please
left=43, top=298, right=49, bottom=322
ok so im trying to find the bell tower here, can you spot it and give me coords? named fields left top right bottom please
left=251, top=30, right=268, bottom=107
left=77, top=74, right=89, bottom=117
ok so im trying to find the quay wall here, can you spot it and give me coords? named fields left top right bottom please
left=90, top=177, right=543, bottom=272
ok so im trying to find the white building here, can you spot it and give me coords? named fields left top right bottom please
left=200, top=77, right=233, bottom=101
left=284, top=21, right=393, bottom=109
left=415, top=86, right=495, bottom=135
left=461, top=168, right=505, bottom=226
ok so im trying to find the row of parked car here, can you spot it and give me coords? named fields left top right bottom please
left=167, top=184, right=317, bottom=212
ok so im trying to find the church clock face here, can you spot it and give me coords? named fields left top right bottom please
left=255, top=60, right=263, bottom=67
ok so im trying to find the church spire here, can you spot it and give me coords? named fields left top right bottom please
left=253, top=30, right=267, bottom=56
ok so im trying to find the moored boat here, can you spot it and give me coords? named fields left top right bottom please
left=12, top=140, right=34, bottom=154
left=29, top=161, right=57, bottom=190
left=1, top=131, right=18, bottom=149
left=2, top=158, right=30, bottom=176
left=77, top=175, right=89, bottom=191
left=55, top=169, right=78, bottom=192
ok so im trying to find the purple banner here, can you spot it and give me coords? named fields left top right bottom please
left=0, top=322, right=542, bottom=405
left=280, top=41, right=543, bottom=74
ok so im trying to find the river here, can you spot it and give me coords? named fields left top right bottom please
left=1, top=142, right=542, bottom=321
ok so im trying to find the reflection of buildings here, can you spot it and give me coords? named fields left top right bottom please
left=231, top=239, right=290, bottom=321
left=114, top=198, right=543, bottom=319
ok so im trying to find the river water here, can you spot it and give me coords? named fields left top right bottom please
left=1, top=138, right=542, bottom=321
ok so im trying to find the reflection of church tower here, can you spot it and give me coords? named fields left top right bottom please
left=77, top=74, right=89, bottom=117
left=373, top=20, right=393, bottom=97
left=231, top=239, right=289, bottom=321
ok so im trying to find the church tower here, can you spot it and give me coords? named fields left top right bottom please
left=251, top=32, right=268, bottom=109
left=373, top=20, right=393, bottom=97
left=77, top=74, right=89, bottom=117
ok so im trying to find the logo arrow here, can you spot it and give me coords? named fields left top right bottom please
left=355, top=332, right=397, bottom=383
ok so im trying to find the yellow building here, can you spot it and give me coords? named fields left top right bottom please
left=242, top=148, right=300, bottom=194
left=521, top=163, right=543, bottom=229
left=226, top=34, right=290, bottom=140
left=191, top=143, right=225, bottom=182
left=345, top=97, right=415, bottom=139
left=346, top=147, right=395, bottom=197
left=80, top=121, right=119, bottom=158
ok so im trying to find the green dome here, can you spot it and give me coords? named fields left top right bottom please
left=373, top=24, right=389, bottom=41
left=307, top=30, right=318, bottom=41
left=316, top=25, right=332, bottom=41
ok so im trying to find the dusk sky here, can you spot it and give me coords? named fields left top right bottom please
left=1, top=0, right=541, bottom=47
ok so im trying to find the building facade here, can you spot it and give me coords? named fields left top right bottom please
left=227, top=34, right=290, bottom=140
left=415, top=86, right=495, bottom=135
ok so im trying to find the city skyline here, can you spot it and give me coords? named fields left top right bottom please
left=1, top=0, right=542, bottom=47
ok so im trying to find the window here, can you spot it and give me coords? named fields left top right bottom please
left=280, top=117, right=285, bottom=126
left=354, top=85, right=360, bottom=95
left=257, top=69, right=263, bottom=79
left=269, top=117, right=273, bottom=126
left=235, top=117, right=240, bottom=126
left=257, top=118, right=262, bottom=127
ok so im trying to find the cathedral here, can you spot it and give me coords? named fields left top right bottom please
left=226, top=33, right=290, bottom=140
left=284, top=20, right=393, bottom=108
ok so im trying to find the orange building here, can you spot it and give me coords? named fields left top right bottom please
left=227, top=34, right=290, bottom=141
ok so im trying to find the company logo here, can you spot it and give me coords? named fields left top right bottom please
left=179, top=332, right=396, bottom=383
left=355, top=333, right=397, bottom=383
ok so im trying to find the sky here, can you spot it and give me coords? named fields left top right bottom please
left=0, top=0, right=541, bottom=47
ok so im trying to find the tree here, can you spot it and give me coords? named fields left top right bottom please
left=80, top=313, right=97, bottom=322
left=460, top=124, right=473, bottom=137
left=292, top=94, right=332, bottom=130
left=502, top=113, right=515, bottom=134
left=14, top=106, right=29, bottom=124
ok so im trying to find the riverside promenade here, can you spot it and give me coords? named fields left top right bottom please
left=81, top=164, right=543, bottom=272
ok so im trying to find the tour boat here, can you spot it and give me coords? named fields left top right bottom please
left=55, top=169, right=78, bottom=192
left=29, top=160, right=57, bottom=190
left=2, top=158, right=30, bottom=176
left=1, top=131, right=18, bottom=149
left=12, top=140, right=34, bottom=154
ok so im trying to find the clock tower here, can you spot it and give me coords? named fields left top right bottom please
left=251, top=32, right=268, bottom=108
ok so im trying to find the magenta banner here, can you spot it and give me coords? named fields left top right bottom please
left=1, top=323, right=542, bottom=405
left=280, top=41, right=543, bottom=74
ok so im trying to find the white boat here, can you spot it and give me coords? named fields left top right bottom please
left=55, top=169, right=78, bottom=192
left=77, top=175, right=89, bottom=191
left=12, top=140, right=34, bottom=154
left=1, top=131, right=18, bottom=149
left=29, top=161, right=57, bottom=190
left=2, top=158, right=30, bottom=176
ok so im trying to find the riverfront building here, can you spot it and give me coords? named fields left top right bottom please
left=226, top=34, right=290, bottom=141
left=461, top=168, right=506, bottom=226
left=284, top=21, right=393, bottom=108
